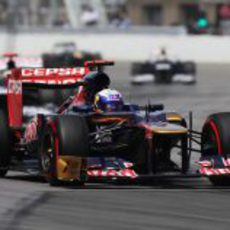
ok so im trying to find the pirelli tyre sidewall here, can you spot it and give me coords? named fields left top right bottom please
left=0, top=109, right=11, bottom=177
left=40, top=115, right=89, bottom=186
left=202, top=113, right=230, bottom=186
left=201, top=113, right=230, bottom=157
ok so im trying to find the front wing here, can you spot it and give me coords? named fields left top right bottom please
left=199, top=156, right=230, bottom=176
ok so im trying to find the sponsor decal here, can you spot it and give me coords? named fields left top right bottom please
left=87, top=169, right=138, bottom=178
left=200, top=167, right=230, bottom=176
left=109, top=94, right=120, bottom=101
left=21, top=68, right=86, bottom=77
left=198, top=160, right=212, bottom=167
left=8, top=79, right=22, bottom=94
left=22, top=78, right=78, bottom=85
left=20, top=68, right=86, bottom=85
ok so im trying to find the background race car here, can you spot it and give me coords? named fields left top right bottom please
left=41, top=43, right=103, bottom=104
left=42, top=42, right=102, bottom=68
left=131, top=59, right=196, bottom=85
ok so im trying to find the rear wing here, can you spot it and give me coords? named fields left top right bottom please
left=19, top=67, right=88, bottom=87
left=6, top=60, right=115, bottom=128
left=0, top=52, right=42, bottom=70
left=6, top=67, right=89, bottom=128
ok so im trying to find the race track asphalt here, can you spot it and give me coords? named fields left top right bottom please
left=1, top=63, right=230, bottom=230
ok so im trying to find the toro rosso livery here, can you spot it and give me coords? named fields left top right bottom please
left=0, top=60, right=192, bottom=186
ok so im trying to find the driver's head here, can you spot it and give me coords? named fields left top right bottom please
left=94, top=88, right=124, bottom=112
left=83, top=71, right=111, bottom=102
left=161, top=47, right=166, bottom=56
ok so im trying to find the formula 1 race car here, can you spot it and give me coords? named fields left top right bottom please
left=42, top=42, right=102, bottom=68
left=131, top=59, right=196, bottom=85
left=0, top=60, right=191, bottom=186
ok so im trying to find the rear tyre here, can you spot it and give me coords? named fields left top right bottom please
left=0, top=109, right=11, bottom=177
left=131, top=62, right=155, bottom=85
left=202, top=113, right=230, bottom=185
left=183, top=62, right=196, bottom=85
left=131, top=62, right=154, bottom=74
left=40, top=115, right=89, bottom=186
left=183, top=62, right=196, bottom=75
left=40, top=126, right=61, bottom=186
left=130, top=63, right=144, bottom=76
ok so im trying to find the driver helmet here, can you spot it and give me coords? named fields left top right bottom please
left=160, top=47, right=166, bottom=56
left=83, top=71, right=111, bottom=102
left=157, top=47, right=168, bottom=60
left=94, top=88, right=124, bottom=112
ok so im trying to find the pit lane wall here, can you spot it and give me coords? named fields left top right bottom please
left=1, top=31, right=230, bottom=63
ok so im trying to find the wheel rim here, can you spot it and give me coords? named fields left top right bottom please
left=41, top=134, right=55, bottom=174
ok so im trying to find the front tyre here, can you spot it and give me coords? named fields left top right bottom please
left=201, top=113, right=230, bottom=185
left=40, top=115, right=89, bottom=186
left=201, top=113, right=230, bottom=157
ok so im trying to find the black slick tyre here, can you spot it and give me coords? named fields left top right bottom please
left=202, top=113, right=230, bottom=157
left=202, top=112, right=230, bottom=185
left=0, top=109, right=11, bottom=177
left=40, top=115, right=89, bottom=186
left=57, top=115, right=89, bottom=157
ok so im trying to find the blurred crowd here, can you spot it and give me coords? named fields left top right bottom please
left=80, top=2, right=132, bottom=28
left=0, top=0, right=132, bottom=28
left=0, top=0, right=229, bottom=34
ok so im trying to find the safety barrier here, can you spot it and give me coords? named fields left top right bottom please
left=1, top=30, right=230, bottom=63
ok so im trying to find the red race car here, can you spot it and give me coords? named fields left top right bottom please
left=0, top=61, right=190, bottom=186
